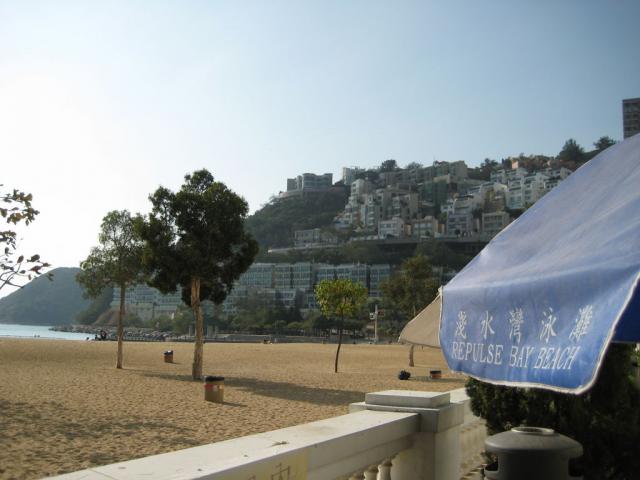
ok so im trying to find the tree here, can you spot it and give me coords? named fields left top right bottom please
left=77, top=210, right=145, bottom=369
left=315, top=278, right=367, bottom=373
left=139, top=170, right=258, bottom=380
left=379, top=159, right=399, bottom=172
left=557, top=138, right=585, bottom=169
left=381, top=254, right=439, bottom=365
left=593, top=136, right=616, bottom=152
left=480, top=158, right=499, bottom=179
left=405, top=162, right=423, bottom=170
left=1, top=186, right=50, bottom=291
left=381, top=255, right=439, bottom=318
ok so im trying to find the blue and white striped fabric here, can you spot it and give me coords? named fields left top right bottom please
left=440, top=134, right=640, bottom=393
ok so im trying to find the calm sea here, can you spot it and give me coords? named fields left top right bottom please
left=0, top=324, right=90, bottom=341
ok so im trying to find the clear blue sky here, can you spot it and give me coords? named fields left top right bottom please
left=1, top=0, right=639, bottom=290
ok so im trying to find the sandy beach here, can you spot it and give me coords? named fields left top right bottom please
left=0, top=338, right=464, bottom=479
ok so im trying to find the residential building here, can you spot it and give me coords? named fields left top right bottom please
left=623, top=97, right=640, bottom=139
left=369, top=264, right=391, bottom=298
left=293, top=228, right=338, bottom=248
left=506, top=183, right=524, bottom=210
left=111, top=285, right=182, bottom=322
left=378, top=217, right=406, bottom=238
left=222, top=285, right=249, bottom=315
left=286, top=173, right=333, bottom=192
left=303, top=292, right=318, bottom=310
left=411, top=216, right=438, bottom=239
left=238, top=263, right=274, bottom=288
left=274, top=264, right=292, bottom=289
left=342, top=167, right=365, bottom=185
left=291, top=262, right=314, bottom=292
left=349, top=264, right=369, bottom=288
left=422, top=180, right=450, bottom=209
left=276, top=289, right=300, bottom=309
left=447, top=212, right=474, bottom=237
left=316, top=264, right=336, bottom=283
left=522, top=173, right=549, bottom=206
left=335, top=264, right=353, bottom=280
left=482, top=211, right=511, bottom=238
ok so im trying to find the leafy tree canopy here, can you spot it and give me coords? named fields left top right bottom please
left=593, top=136, right=616, bottom=152
left=1, top=186, right=50, bottom=290
left=77, top=210, right=145, bottom=297
left=316, top=278, right=368, bottom=324
left=381, top=254, right=439, bottom=319
left=379, top=159, right=399, bottom=172
left=140, top=169, right=259, bottom=306
left=557, top=138, right=586, bottom=169
left=405, top=161, right=423, bottom=170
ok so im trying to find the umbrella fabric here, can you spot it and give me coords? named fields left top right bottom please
left=398, top=294, right=441, bottom=348
left=440, top=134, right=640, bottom=394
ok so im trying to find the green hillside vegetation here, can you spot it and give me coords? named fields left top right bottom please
left=0, top=267, right=91, bottom=326
left=245, top=188, right=349, bottom=249
left=259, top=238, right=472, bottom=271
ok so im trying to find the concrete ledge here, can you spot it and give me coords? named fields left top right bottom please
left=49, top=410, right=420, bottom=480
left=365, top=390, right=450, bottom=408
left=350, top=400, right=463, bottom=433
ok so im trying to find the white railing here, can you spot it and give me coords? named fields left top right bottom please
left=451, top=388, right=487, bottom=479
left=50, top=389, right=486, bottom=480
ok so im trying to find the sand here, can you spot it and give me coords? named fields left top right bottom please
left=0, top=338, right=465, bottom=479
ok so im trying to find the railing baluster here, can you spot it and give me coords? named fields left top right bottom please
left=377, top=457, right=393, bottom=480
left=363, top=465, right=378, bottom=480
left=348, top=472, right=365, bottom=480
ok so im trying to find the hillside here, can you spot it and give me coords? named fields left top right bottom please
left=245, top=188, right=349, bottom=249
left=0, top=267, right=91, bottom=326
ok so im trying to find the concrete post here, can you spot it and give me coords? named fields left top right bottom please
left=350, top=390, right=463, bottom=480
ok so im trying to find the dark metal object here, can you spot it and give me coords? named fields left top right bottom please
left=483, top=426, right=582, bottom=480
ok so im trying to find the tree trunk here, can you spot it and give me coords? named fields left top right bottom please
left=191, top=277, right=204, bottom=380
left=116, top=284, right=125, bottom=369
left=334, top=317, right=344, bottom=373
left=408, top=305, right=416, bottom=367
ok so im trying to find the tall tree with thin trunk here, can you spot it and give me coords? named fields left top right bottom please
left=138, top=170, right=258, bottom=380
left=77, top=210, right=145, bottom=369
left=381, top=254, right=439, bottom=366
left=315, top=278, right=367, bottom=373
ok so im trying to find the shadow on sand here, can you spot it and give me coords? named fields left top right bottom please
left=135, top=370, right=363, bottom=406
left=224, top=377, right=364, bottom=407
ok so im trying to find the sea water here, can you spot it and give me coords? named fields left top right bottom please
left=0, top=324, right=90, bottom=341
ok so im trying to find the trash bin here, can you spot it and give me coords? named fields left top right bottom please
left=163, top=350, right=173, bottom=363
left=483, top=426, right=583, bottom=480
left=204, top=375, right=224, bottom=403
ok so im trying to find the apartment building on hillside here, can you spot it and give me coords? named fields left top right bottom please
left=623, top=97, right=640, bottom=139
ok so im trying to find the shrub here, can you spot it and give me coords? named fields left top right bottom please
left=466, top=344, right=640, bottom=479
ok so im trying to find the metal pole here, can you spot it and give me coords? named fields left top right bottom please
left=374, top=304, right=378, bottom=343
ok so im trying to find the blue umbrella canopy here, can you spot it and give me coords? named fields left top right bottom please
left=439, top=134, right=640, bottom=393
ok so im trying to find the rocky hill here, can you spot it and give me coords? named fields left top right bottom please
left=0, top=267, right=91, bottom=326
